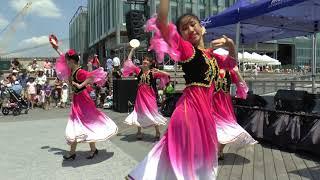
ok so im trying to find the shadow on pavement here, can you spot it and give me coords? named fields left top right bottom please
left=118, top=133, right=159, bottom=143
left=290, top=166, right=320, bottom=180
left=41, top=146, right=114, bottom=168
left=218, top=153, right=250, bottom=165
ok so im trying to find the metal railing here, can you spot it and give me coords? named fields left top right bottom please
left=247, top=80, right=320, bottom=95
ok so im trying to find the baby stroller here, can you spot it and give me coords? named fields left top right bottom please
left=2, top=88, right=29, bottom=116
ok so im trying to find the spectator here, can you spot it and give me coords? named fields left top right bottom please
left=11, top=81, right=22, bottom=96
left=26, top=77, right=36, bottom=109
left=11, top=59, right=22, bottom=71
left=19, top=71, right=28, bottom=88
left=27, top=62, right=35, bottom=75
left=105, top=56, right=113, bottom=74
left=91, top=54, right=100, bottom=70
left=44, top=81, right=52, bottom=110
left=87, top=58, right=93, bottom=72
left=133, top=58, right=140, bottom=65
left=43, top=59, right=53, bottom=77
left=18, top=71, right=29, bottom=99
left=112, top=55, right=121, bottom=79
left=164, top=81, right=175, bottom=97
left=60, top=83, right=68, bottom=108
left=35, top=69, right=47, bottom=86
left=52, top=88, right=60, bottom=108
left=54, top=78, right=62, bottom=107
left=99, top=82, right=107, bottom=108
left=39, top=87, right=46, bottom=109
left=11, top=70, right=19, bottom=81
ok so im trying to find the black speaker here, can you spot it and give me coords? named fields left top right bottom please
left=234, top=93, right=267, bottom=107
left=113, top=79, right=138, bottom=113
left=274, top=90, right=315, bottom=112
left=125, top=10, right=146, bottom=41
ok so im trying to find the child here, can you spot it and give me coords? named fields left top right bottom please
left=26, top=77, right=36, bottom=109
left=52, top=88, right=60, bottom=108
left=60, top=83, right=68, bottom=108
left=44, top=81, right=52, bottom=110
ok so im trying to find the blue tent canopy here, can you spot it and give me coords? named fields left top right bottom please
left=202, top=0, right=320, bottom=44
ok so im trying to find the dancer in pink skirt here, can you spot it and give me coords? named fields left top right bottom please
left=126, top=0, right=236, bottom=179
left=212, top=65, right=257, bottom=160
left=49, top=35, right=118, bottom=160
left=122, top=47, right=169, bottom=141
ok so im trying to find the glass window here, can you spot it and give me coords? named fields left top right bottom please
left=123, top=3, right=131, bottom=24
left=156, top=2, right=160, bottom=12
left=107, top=0, right=110, bottom=31
left=199, top=8, right=205, bottom=19
left=171, top=5, right=178, bottom=23
left=225, top=0, right=230, bottom=8
left=112, top=0, right=116, bottom=28
left=186, top=7, right=192, bottom=14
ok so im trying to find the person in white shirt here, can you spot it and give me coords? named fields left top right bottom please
left=60, top=83, right=68, bottom=108
left=112, top=56, right=120, bottom=67
left=112, top=56, right=121, bottom=78
left=35, top=69, right=47, bottom=86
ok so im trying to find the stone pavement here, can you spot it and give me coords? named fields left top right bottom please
left=0, top=114, right=138, bottom=180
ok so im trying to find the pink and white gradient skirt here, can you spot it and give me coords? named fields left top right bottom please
left=124, top=84, right=167, bottom=128
left=212, top=91, right=257, bottom=148
left=65, top=89, right=118, bottom=144
left=127, top=85, right=219, bottom=180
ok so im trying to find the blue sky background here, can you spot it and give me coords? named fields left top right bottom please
left=0, top=0, right=86, bottom=57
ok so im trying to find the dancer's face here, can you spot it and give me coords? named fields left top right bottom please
left=66, top=58, right=75, bottom=69
left=142, top=57, right=151, bottom=68
left=178, top=16, right=203, bottom=46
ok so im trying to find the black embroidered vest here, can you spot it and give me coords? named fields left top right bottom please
left=72, top=68, right=86, bottom=94
left=137, top=70, right=156, bottom=88
left=215, top=71, right=232, bottom=93
left=181, top=47, right=219, bottom=87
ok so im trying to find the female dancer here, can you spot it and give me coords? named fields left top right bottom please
left=126, top=0, right=237, bottom=179
left=49, top=35, right=118, bottom=160
left=122, top=47, right=169, bottom=141
left=213, top=65, right=257, bottom=159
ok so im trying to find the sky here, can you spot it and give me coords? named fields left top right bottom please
left=0, top=0, right=86, bottom=57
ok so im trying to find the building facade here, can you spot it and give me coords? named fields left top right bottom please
left=78, top=0, right=318, bottom=67
left=69, top=6, right=88, bottom=65
left=85, top=0, right=236, bottom=63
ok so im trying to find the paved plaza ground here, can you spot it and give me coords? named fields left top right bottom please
left=0, top=108, right=319, bottom=180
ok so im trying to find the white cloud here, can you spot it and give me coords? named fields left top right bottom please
left=4, top=36, right=69, bottom=57
left=10, top=0, right=62, bottom=18
left=19, top=35, right=48, bottom=47
left=0, top=15, right=9, bottom=30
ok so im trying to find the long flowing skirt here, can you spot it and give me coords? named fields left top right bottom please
left=124, top=84, right=167, bottom=128
left=127, top=85, right=218, bottom=180
left=212, top=91, right=257, bottom=148
left=65, top=89, right=118, bottom=144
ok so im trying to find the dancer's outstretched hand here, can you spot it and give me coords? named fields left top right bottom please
left=211, top=35, right=234, bottom=49
left=71, top=81, right=81, bottom=89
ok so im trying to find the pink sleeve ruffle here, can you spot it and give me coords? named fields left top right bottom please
left=230, top=69, right=248, bottom=99
left=88, top=67, right=107, bottom=87
left=213, top=53, right=237, bottom=70
left=55, top=54, right=71, bottom=81
left=145, top=16, right=194, bottom=63
left=122, top=60, right=140, bottom=77
left=235, top=82, right=249, bottom=99
left=153, top=72, right=170, bottom=89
